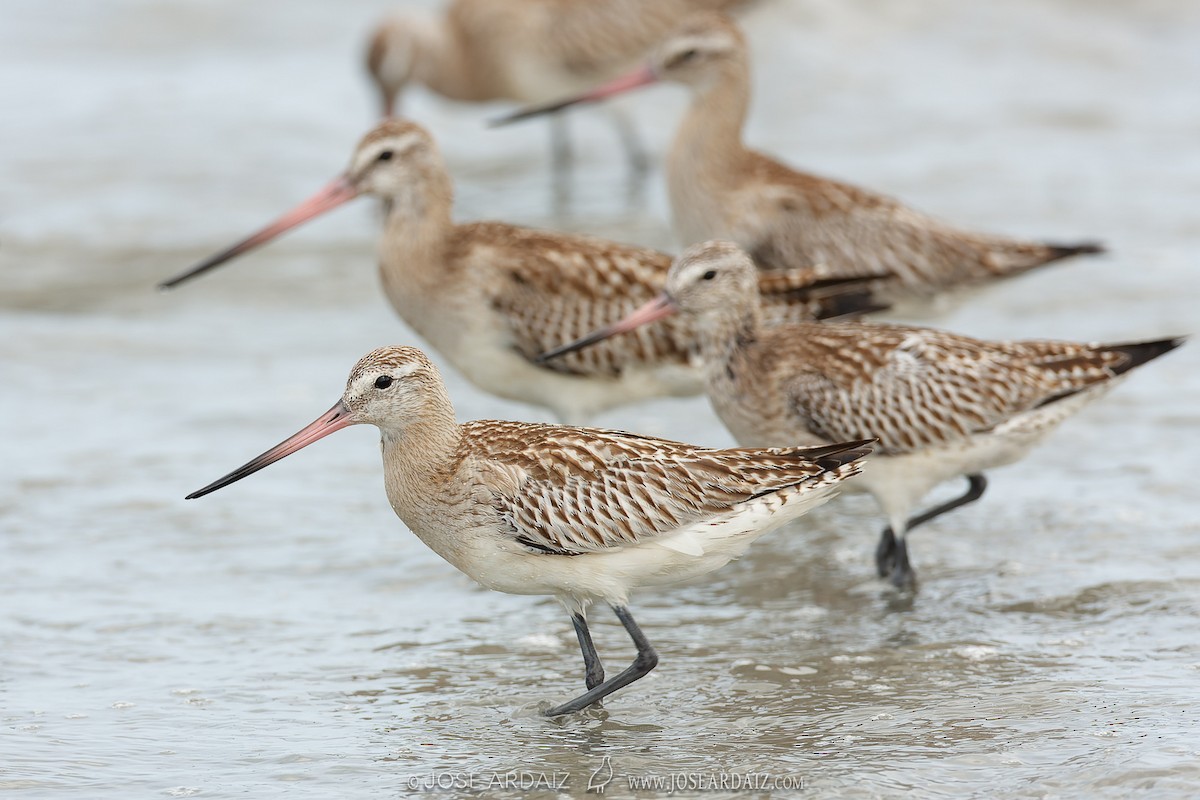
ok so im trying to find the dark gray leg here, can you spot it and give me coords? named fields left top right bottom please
left=544, top=605, right=658, bottom=717
left=875, top=474, right=988, bottom=579
left=888, top=536, right=916, bottom=589
left=549, top=115, right=574, bottom=214
left=905, top=474, right=988, bottom=533
left=875, top=527, right=897, bottom=577
left=609, top=107, right=650, bottom=177
left=571, top=613, right=605, bottom=690
left=609, top=107, right=650, bottom=206
left=549, top=115, right=573, bottom=177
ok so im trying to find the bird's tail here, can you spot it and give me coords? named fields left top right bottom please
left=1041, top=240, right=1106, bottom=263
left=793, top=438, right=877, bottom=473
left=1034, top=336, right=1184, bottom=410
left=758, top=270, right=891, bottom=322
left=1106, top=336, right=1186, bottom=375
left=979, top=238, right=1105, bottom=280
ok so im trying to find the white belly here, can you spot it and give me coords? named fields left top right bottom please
left=455, top=477, right=847, bottom=612
left=715, top=377, right=1112, bottom=529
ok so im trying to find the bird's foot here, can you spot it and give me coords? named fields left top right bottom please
left=886, top=537, right=918, bottom=591
left=875, top=527, right=897, bottom=577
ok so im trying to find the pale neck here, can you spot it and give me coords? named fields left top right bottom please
left=672, top=66, right=752, bottom=174
left=696, top=298, right=763, bottom=380
left=412, top=16, right=490, bottom=101
left=376, top=173, right=456, bottom=303
left=379, top=391, right=463, bottom=505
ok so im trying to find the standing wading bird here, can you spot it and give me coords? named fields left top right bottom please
left=159, top=120, right=880, bottom=424
left=492, top=13, right=1105, bottom=315
left=539, top=242, right=1183, bottom=588
left=184, top=345, right=874, bottom=715
left=366, top=0, right=751, bottom=179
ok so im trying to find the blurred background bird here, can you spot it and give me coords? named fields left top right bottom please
left=365, top=0, right=755, bottom=182
left=494, top=12, right=1105, bottom=316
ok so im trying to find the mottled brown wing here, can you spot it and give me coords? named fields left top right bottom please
left=730, top=153, right=1054, bottom=293
left=467, top=223, right=697, bottom=377
left=781, top=325, right=1126, bottom=455
left=463, top=420, right=848, bottom=555
left=450, top=0, right=741, bottom=90
left=528, top=0, right=751, bottom=79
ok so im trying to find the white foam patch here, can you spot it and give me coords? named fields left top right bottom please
left=514, top=633, right=563, bottom=653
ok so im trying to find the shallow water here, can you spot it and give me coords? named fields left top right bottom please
left=3, top=0, right=1199, bottom=797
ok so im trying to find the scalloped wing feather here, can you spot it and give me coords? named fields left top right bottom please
left=462, top=420, right=857, bottom=555
left=729, top=153, right=1075, bottom=294
left=782, top=324, right=1135, bottom=455
left=466, top=223, right=697, bottom=377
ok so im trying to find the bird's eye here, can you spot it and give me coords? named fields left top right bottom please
left=678, top=48, right=699, bottom=62
left=377, top=150, right=394, bottom=162
left=702, top=269, right=717, bottom=281
left=375, top=375, right=394, bottom=389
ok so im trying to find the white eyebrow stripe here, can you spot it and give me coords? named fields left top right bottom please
left=391, top=362, right=422, bottom=379
left=390, top=133, right=423, bottom=154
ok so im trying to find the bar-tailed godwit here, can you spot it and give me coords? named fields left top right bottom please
left=185, top=345, right=874, bottom=715
left=494, top=13, right=1104, bottom=315
left=367, top=0, right=749, bottom=176
left=160, top=120, right=876, bottom=424
left=540, top=242, right=1182, bottom=588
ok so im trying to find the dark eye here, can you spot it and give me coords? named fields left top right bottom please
left=666, top=47, right=700, bottom=69
left=374, top=375, right=394, bottom=389
left=377, top=150, right=394, bottom=162
left=702, top=269, right=717, bottom=281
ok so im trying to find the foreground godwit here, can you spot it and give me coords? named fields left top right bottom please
left=495, top=13, right=1104, bottom=314
left=541, top=242, right=1182, bottom=588
left=185, top=345, right=873, bottom=715
left=367, top=0, right=748, bottom=176
left=160, top=120, right=876, bottom=424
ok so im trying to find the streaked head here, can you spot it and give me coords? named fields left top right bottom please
left=649, top=12, right=747, bottom=90
left=185, top=346, right=451, bottom=500
left=158, top=120, right=446, bottom=289
left=340, top=345, right=449, bottom=428
left=347, top=119, right=444, bottom=200
left=663, top=240, right=757, bottom=316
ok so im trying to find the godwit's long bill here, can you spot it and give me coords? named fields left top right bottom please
left=186, top=345, right=874, bottom=715
left=160, top=178, right=358, bottom=289
left=159, top=120, right=878, bottom=424
left=541, top=242, right=1183, bottom=588
left=494, top=13, right=1105, bottom=316
left=367, top=0, right=751, bottom=176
